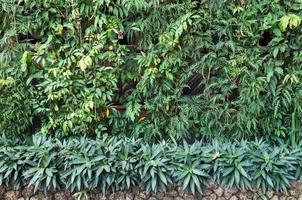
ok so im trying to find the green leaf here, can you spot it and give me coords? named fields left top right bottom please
left=183, top=174, right=191, bottom=189
left=158, top=170, right=167, bottom=185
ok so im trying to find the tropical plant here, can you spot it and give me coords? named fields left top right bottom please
left=137, top=144, right=172, bottom=192
left=173, top=141, right=211, bottom=194
left=251, top=144, right=296, bottom=192
left=114, top=139, right=139, bottom=190
left=213, top=142, right=252, bottom=189
left=1, top=0, right=302, bottom=142
left=0, top=146, right=24, bottom=189
left=0, top=134, right=302, bottom=194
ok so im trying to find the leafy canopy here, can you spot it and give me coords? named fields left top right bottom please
left=0, top=0, right=302, bottom=142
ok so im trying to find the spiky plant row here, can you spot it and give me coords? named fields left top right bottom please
left=0, top=135, right=301, bottom=194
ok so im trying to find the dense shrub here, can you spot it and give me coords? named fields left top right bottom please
left=0, top=134, right=302, bottom=194
left=1, top=0, right=302, bottom=141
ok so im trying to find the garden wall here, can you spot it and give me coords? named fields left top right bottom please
left=2, top=1, right=302, bottom=142
left=2, top=181, right=302, bottom=200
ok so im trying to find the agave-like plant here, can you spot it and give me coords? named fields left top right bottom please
left=0, top=134, right=302, bottom=194
left=22, top=135, right=61, bottom=193
left=251, top=145, right=296, bottom=192
left=173, top=141, right=211, bottom=194
left=213, top=142, right=252, bottom=190
left=0, top=146, right=24, bottom=189
left=137, top=144, right=172, bottom=192
left=115, top=140, right=139, bottom=190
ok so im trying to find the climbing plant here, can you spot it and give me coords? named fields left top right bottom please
left=0, top=0, right=302, bottom=142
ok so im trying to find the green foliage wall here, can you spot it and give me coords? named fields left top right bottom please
left=1, top=0, right=302, bottom=141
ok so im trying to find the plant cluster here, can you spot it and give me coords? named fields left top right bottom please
left=1, top=0, right=302, bottom=141
left=0, top=134, right=302, bottom=194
